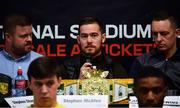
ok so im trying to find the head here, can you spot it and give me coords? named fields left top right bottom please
left=77, top=17, right=106, bottom=58
left=133, top=66, right=167, bottom=107
left=3, top=14, right=33, bottom=58
left=151, top=11, right=179, bottom=57
left=27, top=57, right=61, bottom=107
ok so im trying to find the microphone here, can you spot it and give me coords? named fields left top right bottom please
left=85, top=54, right=91, bottom=63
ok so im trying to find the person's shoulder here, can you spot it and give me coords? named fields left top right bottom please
left=0, top=50, right=5, bottom=55
left=28, top=51, right=43, bottom=62
left=105, top=56, right=127, bottom=75
left=104, top=55, right=113, bottom=63
left=56, top=103, right=66, bottom=108
left=0, top=50, right=8, bottom=60
left=30, top=51, right=43, bottom=57
left=136, top=49, right=156, bottom=60
left=64, top=55, right=80, bottom=64
left=104, top=55, right=125, bottom=69
left=0, top=50, right=3, bottom=56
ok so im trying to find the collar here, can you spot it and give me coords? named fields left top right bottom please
left=2, top=49, right=31, bottom=62
left=80, top=52, right=104, bottom=64
left=55, top=103, right=65, bottom=108
left=29, top=103, right=64, bottom=108
left=152, top=48, right=180, bottom=60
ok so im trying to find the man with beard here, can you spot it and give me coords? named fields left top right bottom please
left=60, top=17, right=127, bottom=79
left=0, top=14, right=42, bottom=96
left=130, top=10, right=180, bottom=95
left=133, top=66, right=167, bottom=107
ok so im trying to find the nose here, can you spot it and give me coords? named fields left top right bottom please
left=41, top=85, right=48, bottom=94
left=155, top=34, right=162, bottom=42
left=26, top=35, right=32, bottom=42
left=87, top=36, right=92, bottom=43
left=146, top=91, right=155, bottom=102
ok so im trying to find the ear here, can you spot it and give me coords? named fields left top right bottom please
left=5, top=33, right=12, bottom=41
left=175, top=28, right=180, bottom=37
left=101, top=33, right=106, bottom=43
left=58, top=77, right=62, bottom=86
left=77, top=35, right=80, bottom=44
left=28, top=80, right=32, bottom=90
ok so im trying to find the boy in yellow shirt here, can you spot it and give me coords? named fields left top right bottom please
left=27, top=57, right=65, bottom=108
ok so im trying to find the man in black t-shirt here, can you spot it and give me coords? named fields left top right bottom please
left=61, top=17, right=127, bottom=79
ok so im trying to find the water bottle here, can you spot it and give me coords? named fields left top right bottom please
left=15, top=66, right=26, bottom=96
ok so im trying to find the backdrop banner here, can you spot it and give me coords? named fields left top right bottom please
left=0, top=0, right=179, bottom=71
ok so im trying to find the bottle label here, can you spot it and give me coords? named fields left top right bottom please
left=15, top=80, right=26, bottom=88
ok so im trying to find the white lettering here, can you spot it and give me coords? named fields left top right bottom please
left=1, top=24, right=171, bottom=40
left=106, top=24, right=118, bottom=38
left=70, top=24, right=79, bottom=39
left=106, top=24, right=151, bottom=39
left=41, top=25, right=54, bottom=39
left=33, top=25, right=65, bottom=39
left=137, top=24, right=151, bottom=38
left=63, top=99, right=82, bottom=103
left=32, top=25, right=40, bottom=39
left=55, top=25, right=65, bottom=39
left=119, top=25, right=123, bottom=38
left=124, top=24, right=136, bottom=38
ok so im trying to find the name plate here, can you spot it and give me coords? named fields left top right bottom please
left=5, top=96, right=33, bottom=108
left=5, top=95, right=108, bottom=108
left=58, top=95, right=108, bottom=108
left=129, top=96, right=180, bottom=108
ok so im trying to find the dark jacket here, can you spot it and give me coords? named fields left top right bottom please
left=60, top=52, right=127, bottom=79
left=130, top=48, right=180, bottom=94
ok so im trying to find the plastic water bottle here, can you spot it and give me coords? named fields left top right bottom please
left=15, top=66, right=26, bottom=97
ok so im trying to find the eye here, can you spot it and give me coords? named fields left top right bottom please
left=80, top=34, right=88, bottom=38
left=19, top=34, right=27, bottom=38
left=160, top=32, right=169, bottom=37
left=90, top=33, right=99, bottom=38
left=34, top=82, right=42, bottom=87
left=19, top=34, right=32, bottom=38
left=152, top=87, right=163, bottom=94
left=29, top=33, right=33, bottom=37
left=139, top=87, right=149, bottom=94
left=46, top=81, right=55, bottom=87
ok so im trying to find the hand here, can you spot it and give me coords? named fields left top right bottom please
left=79, top=62, right=92, bottom=79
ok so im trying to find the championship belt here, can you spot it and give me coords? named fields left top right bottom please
left=82, top=68, right=109, bottom=95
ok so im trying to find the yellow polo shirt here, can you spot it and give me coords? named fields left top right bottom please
left=28, top=103, right=65, bottom=108
left=55, top=103, right=66, bottom=108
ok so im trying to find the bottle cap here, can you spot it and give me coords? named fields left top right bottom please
left=17, top=66, right=22, bottom=75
